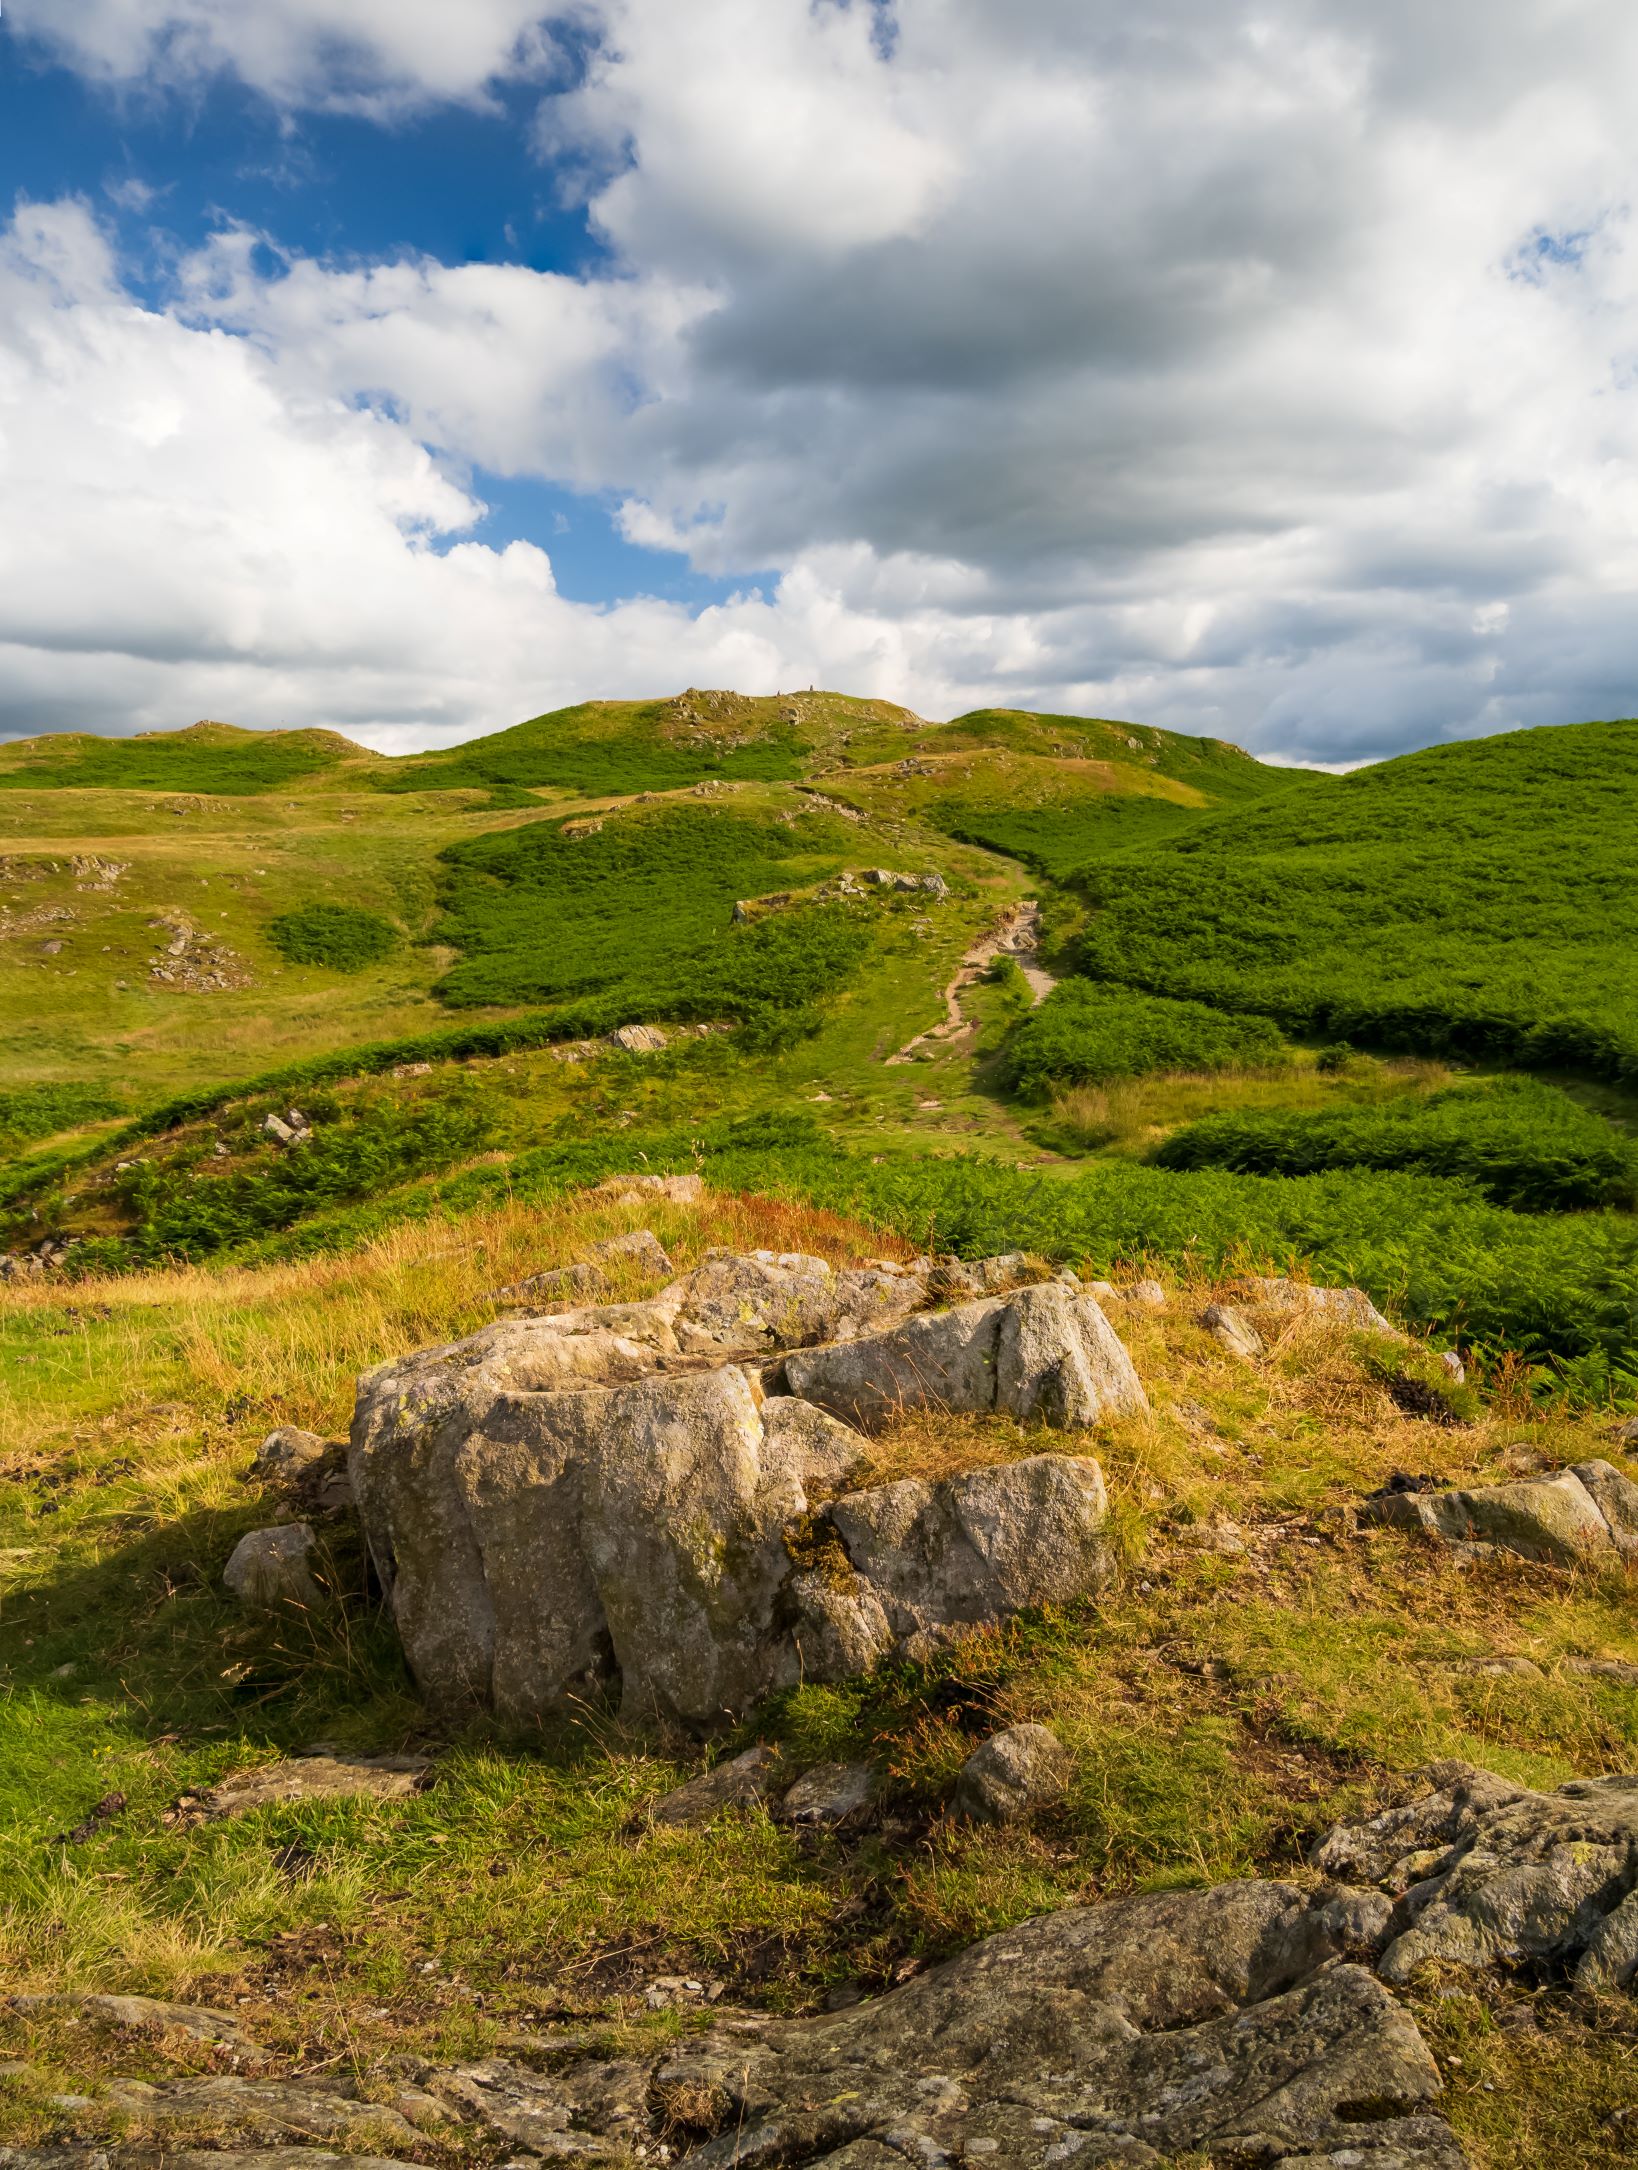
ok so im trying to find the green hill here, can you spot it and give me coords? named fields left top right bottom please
left=0, top=720, right=373, bottom=794
left=1073, top=718, right=1638, bottom=1082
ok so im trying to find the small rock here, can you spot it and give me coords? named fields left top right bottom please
left=1123, top=1278, right=1168, bottom=1309
left=647, top=1744, right=783, bottom=1828
left=778, top=1761, right=878, bottom=1827
left=610, top=1024, right=668, bottom=1054
left=588, top=1227, right=674, bottom=1277
left=253, top=1426, right=329, bottom=1480
left=1607, top=1416, right=1638, bottom=1447
left=261, top=1112, right=296, bottom=1144
left=223, top=1523, right=321, bottom=1609
left=184, top=1751, right=432, bottom=1821
left=10, top=1992, right=264, bottom=2056
left=1562, top=1656, right=1638, bottom=1686
left=1439, top=1350, right=1467, bottom=1384
left=1469, top=1655, right=1544, bottom=1678
left=1202, top=1303, right=1263, bottom=1359
left=953, top=1723, right=1071, bottom=1824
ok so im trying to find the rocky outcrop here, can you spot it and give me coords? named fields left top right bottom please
left=1360, top=1461, right=1638, bottom=1566
left=15, top=1876, right=1462, bottom=2167
left=1202, top=1301, right=1264, bottom=1359
left=1313, top=1760, right=1638, bottom=1991
left=1237, top=1275, right=1403, bottom=1337
left=650, top=1879, right=1459, bottom=2167
left=349, top=1254, right=1138, bottom=1726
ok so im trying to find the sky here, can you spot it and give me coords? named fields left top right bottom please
left=2, top=2, right=1637, bottom=763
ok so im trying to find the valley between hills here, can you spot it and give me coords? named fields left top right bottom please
left=0, top=690, right=1635, bottom=2168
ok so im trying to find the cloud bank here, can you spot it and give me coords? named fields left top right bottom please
left=6, top=1, right=1638, bottom=757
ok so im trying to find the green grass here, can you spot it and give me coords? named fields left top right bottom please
left=1154, top=1075, right=1638, bottom=1213
left=0, top=1084, right=123, bottom=1154
left=1072, top=718, right=1638, bottom=1084
left=0, top=723, right=367, bottom=795
left=373, top=696, right=811, bottom=803
left=267, top=903, right=400, bottom=973
left=1003, top=980, right=1291, bottom=1093
left=432, top=798, right=872, bottom=1014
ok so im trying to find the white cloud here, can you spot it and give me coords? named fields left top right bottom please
left=11, top=2, right=1638, bottom=757
left=7, top=0, right=562, bottom=115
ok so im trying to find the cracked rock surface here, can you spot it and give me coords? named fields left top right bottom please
left=1313, top=1759, right=1638, bottom=1990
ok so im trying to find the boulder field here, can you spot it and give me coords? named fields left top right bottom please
left=346, top=1248, right=1147, bottom=1727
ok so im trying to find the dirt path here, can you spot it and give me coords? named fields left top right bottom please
left=886, top=899, right=1054, bottom=1063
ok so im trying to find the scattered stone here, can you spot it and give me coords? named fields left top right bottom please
left=179, top=1752, right=432, bottom=1822
left=588, top=1227, right=674, bottom=1277
left=1562, top=1655, right=1638, bottom=1686
left=493, top=1260, right=606, bottom=1307
left=647, top=1744, right=782, bottom=1828
left=779, top=1761, right=878, bottom=1827
left=252, top=1427, right=329, bottom=1481
left=1359, top=1465, right=1637, bottom=1568
left=1202, top=1302, right=1263, bottom=1359
left=1440, top=1349, right=1467, bottom=1384
left=9, top=1993, right=262, bottom=2056
left=1469, top=1655, right=1544, bottom=1678
left=610, top=1023, right=668, bottom=1054
left=1123, top=1277, right=1168, bottom=1308
left=589, top=1170, right=705, bottom=1206
left=1607, top=1416, right=1638, bottom=1448
left=222, top=1524, right=321, bottom=1609
left=1238, top=1275, right=1402, bottom=1337
left=261, top=1112, right=297, bottom=1144
left=1313, top=1760, right=1638, bottom=1991
left=953, top=1723, right=1071, bottom=1824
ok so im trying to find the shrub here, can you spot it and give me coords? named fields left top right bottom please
left=1152, top=1076, right=1638, bottom=1213
left=1003, top=981, right=1289, bottom=1095
left=0, top=1083, right=121, bottom=1152
left=268, top=904, right=400, bottom=972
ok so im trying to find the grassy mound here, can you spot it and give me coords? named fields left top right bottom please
left=1153, top=1076, right=1638, bottom=1214
left=1004, top=980, right=1290, bottom=1094
left=267, top=903, right=400, bottom=973
left=1072, top=719, right=1638, bottom=1083
left=0, top=722, right=366, bottom=795
left=433, top=799, right=871, bottom=1016
left=373, top=694, right=814, bottom=803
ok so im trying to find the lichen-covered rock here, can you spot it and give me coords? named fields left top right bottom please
left=1202, top=1301, right=1264, bottom=1358
left=1312, top=1760, right=1638, bottom=1990
left=953, top=1722, right=1071, bottom=1823
left=1570, top=1458, right=1638, bottom=1556
left=1239, top=1275, right=1403, bottom=1337
left=1359, top=1468, right=1627, bottom=1566
left=589, top=1226, right=674, bottom=1276
left=178, top=1752, right=431, bottom=1821
left=349, top=1256, right=1141, bottom=1724
left=778, top=1761, right=878, bottom=1826
left=253, top=1426, right=329, bottom=1480
left=222, top=1523, right=320, bottom=1609
left=646, top=1744, right=783, bottom=1828
left=650, top=1880, right=1459, bottom=2167
left=827, top=1454, right=1112, bottom=1656
left=786, top=1282, right=1146, bottom=1432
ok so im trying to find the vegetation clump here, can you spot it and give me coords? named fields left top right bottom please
left=1071, top=718, right=1638, bottom=1083
left=1003, top=979, right=1289, bottom=1094
left=0, top=1083, right=121, bottom=1151
left=267, top=903, right=400, bottom=973
left=1153, top=1075, right=1638, bottom=1214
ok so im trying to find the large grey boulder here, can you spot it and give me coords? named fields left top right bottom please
left=649, top=1880, right=1460, bottom=2167
left=1313, top=1760, right=1638, bottom=1991
left=1359, top=1467, right=1632, bottom=1567
left=828, top=1454, right=1112, bottom=1658
left=349, top=1255, right=1141, bottom=1726
left=785, top=1283, right=1146, bottom=1431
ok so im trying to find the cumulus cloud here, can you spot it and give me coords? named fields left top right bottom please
left=7, top=0, right=563, bottom=114
left=9, top=0, right=1638, bottom=757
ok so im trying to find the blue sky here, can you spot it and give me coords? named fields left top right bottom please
left=1, top=3, right=1636, bottom=759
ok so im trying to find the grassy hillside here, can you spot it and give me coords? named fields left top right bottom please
left=1073, top=719, right=1638, bottom=1083
left=0, top=720, right=373, bottom=795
